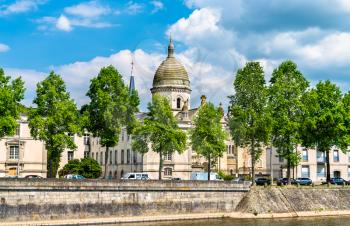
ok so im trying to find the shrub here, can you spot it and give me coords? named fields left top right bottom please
left=58, top=157, right=102, bottom=178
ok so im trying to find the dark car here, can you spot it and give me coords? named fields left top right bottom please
left=255, top=177, right=271, bottom=186
left=295, top=177, right=312, bottom=185
left=277, top=177, right=295, bottom=186
left=329, top=177, right=350, bottom=185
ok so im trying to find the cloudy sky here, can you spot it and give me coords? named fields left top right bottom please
left=1, top=0, right=350, bottom=110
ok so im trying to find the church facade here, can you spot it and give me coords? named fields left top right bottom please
left=91, top=39, right=266, bottom=180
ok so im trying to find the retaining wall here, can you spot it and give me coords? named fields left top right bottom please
left=0, top=179, right=248, bottom=222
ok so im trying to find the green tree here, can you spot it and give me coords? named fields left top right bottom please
left=58, top=157, right=102, bottom=178
left=28, top=71, right=80, bottom=177
left=190, top=102, right=227, bottom=181
left=268, top=61, right=309, bottom=184
left=86, top=66, right=139, bottom=178
left=228, top=62, right=271, bottom=185
left=0, top=68, right=25, bottom=138
left=301, top=80, right=349, bottom=182
left=132, top=94, right=186, bottom=180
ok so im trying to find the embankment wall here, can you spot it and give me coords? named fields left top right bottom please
left=0, top=179, right=248, bottom=222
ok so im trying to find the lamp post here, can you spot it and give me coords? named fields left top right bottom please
left=268, top=147, right=273, bottom=185
left=17, top=123, right=20, bottom=177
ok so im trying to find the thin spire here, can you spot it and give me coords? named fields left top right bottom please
left=129, top=58, right=135, bottom=96
left=167, top=34, right=174, bottom=58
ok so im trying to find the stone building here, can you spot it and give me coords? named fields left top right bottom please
left=0, top=114, right=89, bottom=178
left=267, top=146, right=350, bottom=182
left=91, top=39, right=251, bottom=180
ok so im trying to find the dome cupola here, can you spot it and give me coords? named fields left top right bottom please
left=150, top=37, right=191, bottom=111
left=151, top=37, right=191, bottom=92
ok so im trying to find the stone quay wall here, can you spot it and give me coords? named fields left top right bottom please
left=236, top=187, right=350, bottom=215
left=0, top=179, right=249, bottom=222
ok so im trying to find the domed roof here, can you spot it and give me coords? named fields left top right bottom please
left=152, top=38, right=190, bottom=89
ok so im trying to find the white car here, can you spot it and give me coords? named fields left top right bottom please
left=121, top=173, right=150, bottom=180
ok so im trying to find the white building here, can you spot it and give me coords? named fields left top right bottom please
left=266, top=146, right=350, bottom=182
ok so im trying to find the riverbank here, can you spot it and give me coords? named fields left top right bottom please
left=1, top=180, right=350, bottom=225
left=2, top=210, right=350, bottom=226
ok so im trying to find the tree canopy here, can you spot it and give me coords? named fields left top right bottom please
left=58, top=157, right=102, bottom=178
left=85, top=65, right=139, bottom=178
left=301, top=80, right=349, bottom=182
left=132, top=94, right=186, bottom=180
left=268, top=60, right=309, bottom=184
left=0, top=68, right=25, bottom=138
left=228, top=62, right=271, bottom=185
left=190, top=102, right=227, bottom=180
left=28, top=71, right=80, bottom=177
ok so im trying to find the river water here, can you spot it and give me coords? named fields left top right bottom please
left=114, top=217, right=350, bottom=226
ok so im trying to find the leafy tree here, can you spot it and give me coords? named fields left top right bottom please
left=86, top=66, right=139, bottom=178
left=28, top=71, right=80, bottom=177
left=301, top=80, right=349, bottom=182
left=0, top=68, right=25, bottom=138
left=132, top=94, right=186, bottom=180
left=58, top=157, right=102, bottom=178
left=268, top=61, right=309, bottom=184
left=190, top=102, right=227, bottom=180
left=228, top=62, right=271, bottom=185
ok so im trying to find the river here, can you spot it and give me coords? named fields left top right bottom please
left=113, top=217, right=350, bottom=226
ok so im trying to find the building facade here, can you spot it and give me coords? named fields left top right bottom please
left=267, top=146, right=350, bottom=182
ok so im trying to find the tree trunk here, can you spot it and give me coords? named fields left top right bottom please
left=251, top=139, right=255, bottom=186
left=104, top=146, right=108, bottom=179
left=287, top=159, right=291, bottom=185
left=159, top=151, right=163, bottom=180
left=208, top=154, right=211, bottom=181
left=326, top=150, right=331, bottom=182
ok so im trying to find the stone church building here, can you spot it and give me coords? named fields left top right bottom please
left=90, top=39, right=259, bottom=180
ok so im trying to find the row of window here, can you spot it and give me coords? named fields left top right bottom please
left=91, top=149, right=137, bottom=165
left=301, top=165, right=350, bottom=178
left=301, top=149, right=349, bottom=162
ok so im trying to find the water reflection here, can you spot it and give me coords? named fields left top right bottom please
left=114, top=217, right=350, bottom=226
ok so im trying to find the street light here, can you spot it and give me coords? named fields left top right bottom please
left=268, top=147, right=273, bottom=185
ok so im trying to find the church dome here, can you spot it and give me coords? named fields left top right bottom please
left=152, top=38, right=190, bottom=90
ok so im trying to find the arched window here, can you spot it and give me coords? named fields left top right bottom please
left=177, top=98, right=181, bottom=109
left=108, top=171, right=112, bottom=179
left=114, top=171, right=118, bottom=179
left=96, top=153, right=98, bottom=162
left=121, top=170, right=124, bottom=178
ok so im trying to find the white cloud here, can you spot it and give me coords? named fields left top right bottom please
left=37, top=1, right=113, bottom=31
left=0, top=0, right=46, bottom=16
left=0, top=43, right=10, bottom=52
left=125, top=1, right=143, bottom=15
left=150, top=1, right=164, bottom=13
left=4, top=68, right=46, bottom=106
left=64, top=1, right=110, bottom=18
left=56, top=15, right=72, bottom=32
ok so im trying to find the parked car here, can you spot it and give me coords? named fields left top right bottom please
left=255, top=177, right=271, bottom=186
left=190, top=172, right=223, bottom=181
left=329, top=177, right=350, bottom=185
left=171, top=177, right=181, bottom=181
left=295, top=177, right=312, bottom=185
left=232, top=177, right=252, bottom=186
left=121, top=173, right=150, bottom=180
left=277, top=177, right=295, bottom=186
left=64, top=174, right=85, bottom=180
left=24, top=175, right=43, bottom=179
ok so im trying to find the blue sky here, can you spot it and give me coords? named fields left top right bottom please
left=1, top=0, right=350, bottom=110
